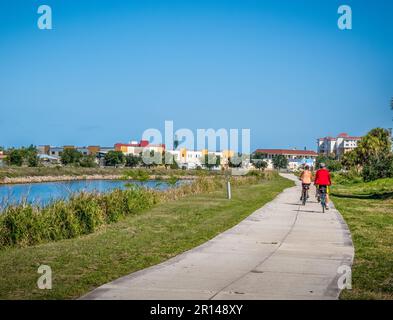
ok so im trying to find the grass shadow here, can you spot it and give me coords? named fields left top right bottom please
left=331, top=192, right=393, bottom=200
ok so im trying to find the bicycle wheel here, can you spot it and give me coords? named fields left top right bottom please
left=321, top=194, right=326, bottom=213
left=302, top=189, right=306, bottom=205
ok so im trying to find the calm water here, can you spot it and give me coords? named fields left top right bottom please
left=0, top=179, right=186, bottom=207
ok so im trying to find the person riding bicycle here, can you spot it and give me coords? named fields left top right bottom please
left=299, top=165, right=312, bottom=201
left=314, top=163, right=332, bottom=210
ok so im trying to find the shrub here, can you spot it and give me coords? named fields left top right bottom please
left=362, top=153, right=393, bottom=182
left=0, top=205, right=35, bottom=246
left=331, top=170, right=363, bottom=185
left=247, top=170, right=265, bottom=179
left=79, top=155, right=97, bottom=168
left=125, top=154, right=141, bottom=168
left=272, top=155, right=288, bottom=170
left=70, top=193, right=104, bottom=233
left=104, top=151, right=125, bottom=167
left=45, top=201, right=82, bottom=239
left=101, top=190, right=127, bottom=223
left=61, top=149, right=83, bottom=166
left=327, top=160, right=342, bottom=172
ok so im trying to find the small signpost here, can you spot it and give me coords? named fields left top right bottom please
left=226, top=179, right=232, bottom=200
left=224, top=163, right=231, bottom=200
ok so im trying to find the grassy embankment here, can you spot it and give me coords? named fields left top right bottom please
left=0, top=166, right=213, bottom=182
left=331, top=177, right=393, bottom=299
left=0, top=172, right=293, bottom=299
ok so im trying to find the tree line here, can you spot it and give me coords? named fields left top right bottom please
left=317, top=127, right=393, bottom=182
left=1, top=145, right=39, bottom=167
left=0, top=147, right=223, bottom=170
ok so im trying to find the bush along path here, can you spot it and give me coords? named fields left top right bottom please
left=81, top=174, right=354, bottom=300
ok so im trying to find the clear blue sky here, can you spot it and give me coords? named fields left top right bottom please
left=1, top=0, right=392, bottom=151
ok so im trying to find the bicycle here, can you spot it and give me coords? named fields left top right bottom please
left=315, top=185, right=321, bottom=202
left=319, top=185, right=327, bottom=213
left=301, top=183, right=310, bottom=206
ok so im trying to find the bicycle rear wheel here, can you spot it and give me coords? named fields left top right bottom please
left=321, top=194, right=326, bottom=213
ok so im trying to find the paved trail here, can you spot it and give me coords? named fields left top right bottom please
left=81, top=174, right=354, bottom=300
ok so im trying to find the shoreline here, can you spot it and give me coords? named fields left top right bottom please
left=0, top=174, right=196, bottom=185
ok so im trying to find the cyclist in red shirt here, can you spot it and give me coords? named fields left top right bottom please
left=314, top=163, right=332, bottom=210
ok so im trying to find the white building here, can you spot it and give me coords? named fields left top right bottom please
left=167, top=149, right=209, bottom=169
left=167, top=149, right=229, bottom=169
left=0, top=151, right=6, bottom=167
left=115, top=140, right=165, bottom=156
left=253, top=149, right=318, bottom=170
left=317, top=133, right=362, bottom=158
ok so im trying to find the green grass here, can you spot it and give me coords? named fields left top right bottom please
left=0, top=175, right=292, bottom=299
left=332, top=178, right=393, bottom=199
left=331, top=178, right=393, bottom=300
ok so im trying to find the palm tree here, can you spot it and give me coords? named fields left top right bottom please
left=356, top=128, right=392, bottom=164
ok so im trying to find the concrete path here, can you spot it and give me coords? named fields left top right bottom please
left=81, top=174, right=354, bottom=300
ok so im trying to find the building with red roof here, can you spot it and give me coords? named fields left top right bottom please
left=253, top=148, right=318, bottom=170
left=254, top=149, right=318, bottom=158
left=115, top=140, right=165, bottom=155
left=317, top=133, right=362, bottom=158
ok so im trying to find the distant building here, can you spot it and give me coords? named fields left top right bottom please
left=253, top=149, right=318, bottom=170
left=48, top=146, right=64, bottom=157
left=38, top=145, right=114, bottom=158
left=37, top=145, right=50, bottom=155
left=77, top=147, right=90, bottom=156
left=166, top=148, right=239, bottom=169
left=87, top=146, right=101, bottom=155
left=37, top=154, right=61, bottom=165
left=114, top=140, right=165, bottom=156
left=35, top=140, right=246, bottom=170
left=167, top=149, right=207, bottom=168
left=0, top=151, right=6, bottom=167
left=317, top=133, right=362, bottom=158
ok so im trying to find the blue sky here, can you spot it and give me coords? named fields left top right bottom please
left=0, top=0, right=392, bottom=151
